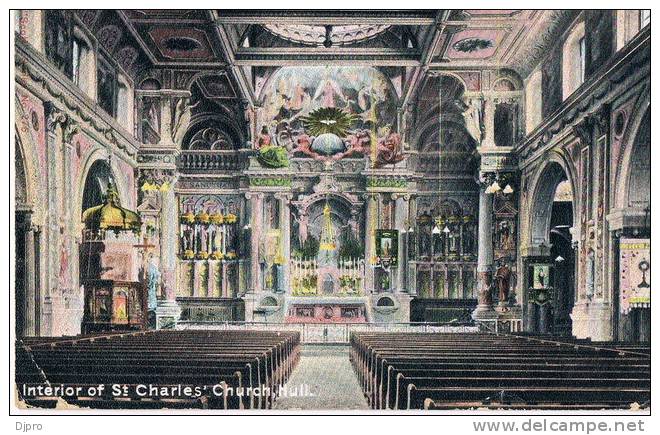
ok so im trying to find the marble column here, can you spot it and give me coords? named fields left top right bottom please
left=276, top=193, right=292, bottom=293
left=43, top=103, right=69, bottom=335
left=23, top=220, right=37, bottom=336
left=247, top=192, right=264, bottom=293
left=473, top=186, right=495, bottom=315
left=482, top=99, right=496, bottom=148
left=364, top=193, right=378, bottom=293
left=393, top=194, right=410, bottom=293
left=155, top=177, right=181, bottom=328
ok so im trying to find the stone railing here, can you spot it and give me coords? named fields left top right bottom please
left=178, top=151, right=251, bottom=171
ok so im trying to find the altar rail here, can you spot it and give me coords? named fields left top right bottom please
left=176, top=321, right=479, bottom=344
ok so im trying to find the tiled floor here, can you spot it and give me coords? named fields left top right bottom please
left=274, top=345, right=369, bottom=410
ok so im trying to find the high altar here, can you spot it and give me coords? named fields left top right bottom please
left=133, top=66, right=523, bottom=325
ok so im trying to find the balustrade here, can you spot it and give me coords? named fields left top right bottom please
left=179, top=151, right=250, bottom=171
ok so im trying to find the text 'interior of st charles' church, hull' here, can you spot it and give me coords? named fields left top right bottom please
left=13, top=9, right=650, bottom=411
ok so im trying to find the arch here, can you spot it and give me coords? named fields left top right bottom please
left=294, top=188, right=362, bottom=218
left=260, top=296, right=279, bottom=307
left=626, top=110, right=650, bottom=209
left=492, top=69, right=524, bottom=91
left=376, top=295, right=395, bottom=307
left=139, top=77, right=161, bottom=90
left=614, top=88, right=650, bottom=210
left=182, top=116, right=242, bottom=150
left=76, top=148, right=130, bottom=221
left=14, top=106, right=44, bottom=225
left=527, top=153, right=578, bottom=247
left=15, top=140, right=28, bottom=206
left=421, top=72, right=469, bottom=96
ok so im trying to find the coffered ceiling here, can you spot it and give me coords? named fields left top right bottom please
left=114, top=9, right=578, bottom=105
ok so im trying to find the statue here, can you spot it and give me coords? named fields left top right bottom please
left=146, top=255, right=160, bottom=311
left=461, top=97, right=485, bottom=144
left=499, top=221, right=513, bottom=250
left=171, top=97, right=195, bottom=145
left=495, top=262, right=512, bottom=307
left=256, top=126, right=272, bottom=149
left=376, top=130, right=404, bottom=166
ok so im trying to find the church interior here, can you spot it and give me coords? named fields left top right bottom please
left=13, top=9, right=651, bottom=411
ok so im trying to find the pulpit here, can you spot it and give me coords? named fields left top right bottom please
left=80, top=183, right=146, bottom=333
left=82, top=280, right=146, bottom=333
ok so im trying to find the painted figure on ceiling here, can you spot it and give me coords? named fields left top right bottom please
left=313, top=77, right=346, bottom=108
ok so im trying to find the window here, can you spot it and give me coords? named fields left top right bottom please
left=579, top=37, right=586, bottom=84
left=116, top=79, right=133, bottom=129
left=44, top=11, right=94, bottom=95
left=525, top=69, right=543, bottom=133
left=561, top=22, right=586, bottom=100
left=44, top=11, right=73, bottom=78
left=640, top=10, right=650, bottom=28
left=97, top=55, right=118, bottom=117
left=617, top=10, right=649, bottom=50
left=72, top=38, right=82, bottom=86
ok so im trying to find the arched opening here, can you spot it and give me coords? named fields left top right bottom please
left=376, top=296, right=395, bottom=307
left=618, top=108, right=650, bottom=343
left=79, top=159, right=116, bottom=281
left=549, top=179, right=575, bottom=336
left=81, top=159, right=115, bottom=214
left=527, top=161, right=575, bottom=336
left=626, top=110, right=650, bottom=210
left=15, top=139, right=40, bottom=337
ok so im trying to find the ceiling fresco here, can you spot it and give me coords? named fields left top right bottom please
left=258, top=66, right=397, bottom=144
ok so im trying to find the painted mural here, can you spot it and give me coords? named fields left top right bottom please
left=256, top=66, right=401, bottom=165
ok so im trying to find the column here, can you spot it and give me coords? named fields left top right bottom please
left=155, top=175, right=182, bottom=328
left=407, top=195, right=417, bottom=295
left=276, top=193, right=292, bottom=293
left=393, top=194, right=409, bottom=292
left=247, top=192, right=264, bottom=293
left=482, top=99, right=496, bottom=148
left=23, top=220, right=37, bottom=336
left=473, top=186, right=495, bottom=315
left=43, top=103, right=68, bottom=335
left=364, top=193, right=378, bottom=293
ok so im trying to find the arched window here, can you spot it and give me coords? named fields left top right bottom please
left=72, top=28, right=95, bottom=98
left=116, top=76, right=134, bottom=131
left=44, top=11, right=74, bottom=78
left=562, top=22, right=586, bottom=100
left=97, top=54, right=118, bottom=117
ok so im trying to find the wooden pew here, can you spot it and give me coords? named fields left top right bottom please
left=16, top=330, right=301, bottom=410
left=350, top=332, right=650, bottom=410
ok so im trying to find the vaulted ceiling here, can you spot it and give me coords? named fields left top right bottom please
left=115, top=9, right=578, bottom=105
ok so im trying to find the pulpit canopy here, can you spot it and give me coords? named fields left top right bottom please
left=82, top=184, right=141, bottom=233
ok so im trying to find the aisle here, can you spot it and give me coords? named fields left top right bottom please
left=274, top=345, right=369, bottom=410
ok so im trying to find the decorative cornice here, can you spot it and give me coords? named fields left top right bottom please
left=508, top=10, right=580, bottom=77
left=516, top=29, right=650, bottom=166
left=366, top=177, right=408, bottom=190
left=248, top=177, right=292, bottom=188
left=15, top=38, right=139, bottom=159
